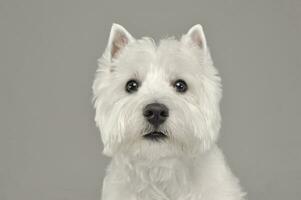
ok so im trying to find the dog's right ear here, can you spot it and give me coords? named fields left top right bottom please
left=107, top=23, right=135, bottom=60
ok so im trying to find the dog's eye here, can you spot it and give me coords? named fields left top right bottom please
left=174, top=79, right=188, bottom=93
left=125, top=79, right=139, bottom=93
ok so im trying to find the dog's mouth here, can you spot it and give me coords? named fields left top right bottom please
left=143, top=131, right=167, bottom=141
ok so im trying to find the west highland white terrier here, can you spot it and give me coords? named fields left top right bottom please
left=93, top=24, right=246, bottom=200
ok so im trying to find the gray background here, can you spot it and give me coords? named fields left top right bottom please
left=1, top=0, right=300, bottom=200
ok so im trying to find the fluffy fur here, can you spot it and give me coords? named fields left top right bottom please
left=93, top=24, right=246, bottom=200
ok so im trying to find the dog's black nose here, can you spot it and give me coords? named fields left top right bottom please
left=143, top=103, right=169, bottom=127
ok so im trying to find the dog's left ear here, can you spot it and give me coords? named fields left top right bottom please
left=182, top=24, right=207, bottom=51
left=107, top=23, right=135, bottom=60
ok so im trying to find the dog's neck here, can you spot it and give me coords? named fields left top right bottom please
left=112, top=152, right=198, bottom=182
left=109, top=153, right=201, bottom=199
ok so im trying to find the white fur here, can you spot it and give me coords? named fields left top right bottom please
left=93, top=24, right=246, bottom=200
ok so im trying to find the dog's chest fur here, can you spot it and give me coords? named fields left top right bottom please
left=103, top=147, right=244, bottom=200
left=107, top=156, right=201, bottom=200
left=132, top=159, right=194, bottom=199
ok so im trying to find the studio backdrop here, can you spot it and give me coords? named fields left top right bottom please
left=0, top=1, right=300, bottom=200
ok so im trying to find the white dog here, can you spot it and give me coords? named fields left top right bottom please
left=93, top=24, right=246, bottom=200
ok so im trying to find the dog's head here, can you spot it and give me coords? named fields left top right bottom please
left=93, top=24, right=222, bottom=159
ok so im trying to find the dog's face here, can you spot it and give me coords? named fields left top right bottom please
left=93, top=24, right=222, bottom=159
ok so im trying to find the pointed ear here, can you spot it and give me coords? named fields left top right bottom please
left=107, top=23, right=135, bottom=60
left=182, top=24, right=207, bottom=51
